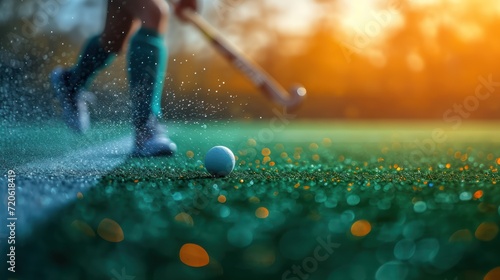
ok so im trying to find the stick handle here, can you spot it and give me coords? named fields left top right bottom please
left=181, top=9, right=305, bottom=108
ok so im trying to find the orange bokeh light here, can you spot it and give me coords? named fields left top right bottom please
left=485, top=267, right=500, bottom=280
left=475, top=222, right=499, bottom=241
left=255, top=207, right=269, bottom=219
left=351, top=220, right=372, bottom=237
left=97, top=218, right=124, bottom=243
left=474, top=190, right=484, bottom=199
left=179, top=243, right=210, bottom=267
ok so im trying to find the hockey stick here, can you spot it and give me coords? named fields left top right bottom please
left=180, top=8, right=306, bottom=109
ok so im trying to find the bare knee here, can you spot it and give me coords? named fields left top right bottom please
left=101, top=3, right=136, bottom=53
left=134, top=0, right=170, bottom=33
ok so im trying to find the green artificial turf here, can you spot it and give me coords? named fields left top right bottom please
left=11, top=121, right=500, bottom=280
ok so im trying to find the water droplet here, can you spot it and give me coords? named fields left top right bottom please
left=402, top=220, right=425, bottom=240
left=347, top=194, right=360, bottom=206
left=227, top=226, right=253, bottom=247
left=341, top=210, right=355, bottom=223
left=325, top=197, right=338, bottom=208
left=394, top=239, right=416, bottom=260
left=375, top=261, right=408, bottom=280
left=220, top=206, right=230, bottom=218
left=315, top=193, right=327, bottom=203
left=413, top=238, right=439, bottom=262
left=173, top=192, right=182, bottom=201
left=413, top=201, right=427, bottom=213
left=459, top=191, right=472, bottom=201
left=328, top=217, right=344, bottom=233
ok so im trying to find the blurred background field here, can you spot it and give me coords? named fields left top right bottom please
left=3, top=0, right=500, bottom=123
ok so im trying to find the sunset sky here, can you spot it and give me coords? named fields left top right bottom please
left=173, top=0, right=500, bottom=119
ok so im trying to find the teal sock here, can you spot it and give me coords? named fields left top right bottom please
left=127, top=28, right=167, bottom=128
left=67, top=35, right=115, bottom=93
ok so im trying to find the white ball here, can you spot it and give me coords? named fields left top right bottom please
left=205, top=146, right=235, bottom=177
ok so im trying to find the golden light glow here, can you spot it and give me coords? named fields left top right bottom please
left=461, top=154, right=468, bottom=162
left=280, top=0, right=500, bottom=117
left=263, top=156, right=271, bottom=164
left=97, top=218, right=124, bottom=242
left=49, top=0, right=500, bottom=119
left=247, top=139, right=257, bottom=147
left=186, top=150, right=194, bottom=159
left=407, top=52, right=425, bottom=72
left=76, top=192, right=83, bottom=199
left=249, top=196, right=260, bottom=204
left=322, top=138, right=332, bottom=146
left=179, top=243, right=210, bottom=267
left=338, top=0, right=381, bottom=30
left=309, top=143, right=319, bottom=151
left=261, top=148, right=271, bottom=156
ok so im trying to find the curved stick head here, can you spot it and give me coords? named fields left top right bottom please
left=286, top=85, right=307, bottom=110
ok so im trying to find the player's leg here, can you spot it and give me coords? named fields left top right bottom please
left=125, top=0, right=177, bottom=157
left=51, top=0, right=133, bottom=133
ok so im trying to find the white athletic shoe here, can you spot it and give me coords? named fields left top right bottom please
left=131, top=116, right=177, bottom=157
left=50, top=67, right=90, bottom=133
